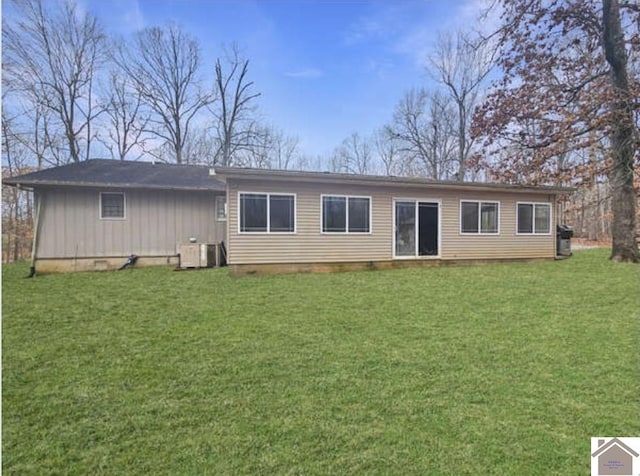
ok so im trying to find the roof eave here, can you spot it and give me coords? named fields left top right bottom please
left=2, top=180, right=224, bottom=192
left=213, top=167, right=575, bottom=194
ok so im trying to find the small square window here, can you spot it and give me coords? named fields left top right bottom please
left=100, top=192, right=125, bottom=219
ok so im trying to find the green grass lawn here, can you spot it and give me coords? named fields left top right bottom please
left=3, top=249, right=639, bottom=475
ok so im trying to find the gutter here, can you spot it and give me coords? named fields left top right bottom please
left=2, top=180, right=225, bottom=193
left=213, top=167, right=575, bottom=195
left=28, top=192, right=42, bottom=278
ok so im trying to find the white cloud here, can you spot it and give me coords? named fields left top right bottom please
left=346, top=0, right=502, bottom=71
left=284, top=68, right=324, bottom=79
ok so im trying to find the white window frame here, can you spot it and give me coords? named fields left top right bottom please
left=237, top=191, right=296, bottom=234
left=392, top=197, right=441, bottom=259
left=459, top=200, right=500, bottom=235
left=99, top=192, right=126, bottom=220
left=215, top=195, right=227, bottom=221
left=320, top=194, right=372, bottom=234
left=516, top=202, right=553, bottom=235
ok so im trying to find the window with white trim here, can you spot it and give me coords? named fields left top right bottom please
left=517, top=203, right=551, bottom=234
left=239, top=193, right=295, bottom=233
left=215, top=195, right=227, bottom=221
left=460, top=200, right=499, bottom=234
left=322, top=195, right=370, bottom=233
left=100, top=192, right=125, bottom=219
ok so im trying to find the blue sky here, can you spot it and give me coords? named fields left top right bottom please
left=20, top=0, right=494, bottom=159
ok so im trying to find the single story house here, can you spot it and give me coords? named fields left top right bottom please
left=4, top=159, right=227, bottom=272
left=4, top=159, right=572, bottom=275
left=213, top=166, right=572, bottom=275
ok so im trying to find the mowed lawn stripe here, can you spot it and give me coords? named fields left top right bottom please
left=3, top=248, right=638, bottom=475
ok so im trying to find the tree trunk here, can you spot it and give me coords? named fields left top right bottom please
left=602, top=0, right=639, bottom=262
left=457, top=102, right=466, bottom=181
left=175, top=143, right=182, bottom=164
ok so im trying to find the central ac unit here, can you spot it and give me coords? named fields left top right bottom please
left=178, top=243, right=218, bottom=268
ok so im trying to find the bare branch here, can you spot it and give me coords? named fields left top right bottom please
left=3, top=0, right=107, bottom=163
left=113, top=25, right=215, bottom=163
left=212, top=44, right=262, bottom=166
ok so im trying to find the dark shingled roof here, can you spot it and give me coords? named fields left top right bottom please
left=4, top=159, right=225, bottom=192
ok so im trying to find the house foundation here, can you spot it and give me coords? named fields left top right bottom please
left=34, top=255, right=179, bottom=274
left=229, top=257, right=554, bottom=277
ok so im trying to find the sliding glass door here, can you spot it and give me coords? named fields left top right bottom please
left=395, top=201, right=416, bottom=257
left=418, top=202, right=438, bottom=256
left=394, top=200, right=439, bottom=258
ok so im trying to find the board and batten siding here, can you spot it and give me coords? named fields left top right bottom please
left=36, top=187, right=225, bottom=258
left=226, top=179, right=557, bottom=265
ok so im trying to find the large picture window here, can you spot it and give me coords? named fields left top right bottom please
left=460, top=200, right=499, bottom=234
left=517, top=203, right=551, bottom=234
left=100, top=192, right=125, bottom=219
left=322, top=195, right=370, bottom=233
left=239, top=193, right=295, bottom=233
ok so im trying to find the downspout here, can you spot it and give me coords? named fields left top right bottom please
left=28, top=190, right=42, bottom=278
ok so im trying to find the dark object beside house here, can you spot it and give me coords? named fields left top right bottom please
left=556, top=224, right=573, bottom=256
left=119, top=254, right=139, bottom=270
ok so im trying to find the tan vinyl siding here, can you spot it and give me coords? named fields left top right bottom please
left=227, top=179, right=557, bottom=264
left=36, top=187, right=225, bottom=258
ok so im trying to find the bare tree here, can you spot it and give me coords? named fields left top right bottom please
left=330, top=132, right=374, bottom=174
left=270, top=129, right=300, bottom=170
left=2, top=57, right=65, bottom=169
left=274, top=131, right=303, bottom=170
left=234, top=124, right=301, bottom=169
left=299, top=154, right=323, bottom=172
left=3, top=0, right=107, bottom=163
left=428, top=30, right=495, bottom=181
left=103, top=71, right=148, bottom=161
left=256, top=126, right=301, bottom=170
left=7, top=99, right=67, bottom=169
left=2, top=108, right=35, bottom=262
left=33, top=106, right=66, bottom=167
left=180, top=126, right=217, bottom=165
left=213, top=45, right=261, bottom=166
left=114, top=25, right=214, bottom=164
left=388, top=88, right=457, bottom=179
left=373, top=128, right=403, bottom=176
